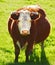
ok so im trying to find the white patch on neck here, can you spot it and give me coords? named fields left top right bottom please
left=16, top=41, right=28, bottom=50
left=17, top=41, right=21, bottom=49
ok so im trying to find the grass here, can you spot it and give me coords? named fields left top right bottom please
left=0, top=0, right=55, bottom=65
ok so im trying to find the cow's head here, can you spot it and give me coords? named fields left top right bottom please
left=11, top=10, right=40, bottom=36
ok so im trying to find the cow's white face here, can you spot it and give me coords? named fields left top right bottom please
left=18, top=10, right=31, bottom=35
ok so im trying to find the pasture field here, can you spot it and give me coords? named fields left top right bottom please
left=0, top=0, right=55, bottom=65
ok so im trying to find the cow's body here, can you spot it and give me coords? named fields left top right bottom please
left=8, top=5, right=50, bottom=62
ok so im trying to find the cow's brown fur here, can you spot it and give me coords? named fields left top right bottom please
left=8, top=5, right=50, bottom=62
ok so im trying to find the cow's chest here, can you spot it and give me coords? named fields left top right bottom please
left=16, top=41, right=28, bottom=50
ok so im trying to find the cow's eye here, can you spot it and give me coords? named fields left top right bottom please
left=30, top=12, right=39, bottom=20
left=11, top=12, right=20, bottom=20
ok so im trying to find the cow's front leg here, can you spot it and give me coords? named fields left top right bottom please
left=13, top=40, right=20, bottom=62
left=25, top=42, right=33, bottom=62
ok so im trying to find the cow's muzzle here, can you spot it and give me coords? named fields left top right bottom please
left=21, top=30, right=30, bottom=36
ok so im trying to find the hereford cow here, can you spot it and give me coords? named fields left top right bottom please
left=8, top=5, right=50, bottom=62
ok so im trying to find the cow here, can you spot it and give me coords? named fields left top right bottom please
left=8, top=5, right=50, bottom=62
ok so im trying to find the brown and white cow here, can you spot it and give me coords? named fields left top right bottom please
left=8, top=5, right=50, bottom=62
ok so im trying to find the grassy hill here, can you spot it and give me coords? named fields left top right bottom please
left=0, top=0, right=55, bottom=65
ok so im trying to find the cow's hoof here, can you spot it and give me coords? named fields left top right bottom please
left=26, top=59, right=30, bottom=62
left=14, top=60, right=18, bottom=63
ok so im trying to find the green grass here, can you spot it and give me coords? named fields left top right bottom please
left=0, top=0, right=55, bottom=65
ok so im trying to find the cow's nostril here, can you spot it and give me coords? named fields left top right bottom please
left=22, top=30, right=28, bottom=34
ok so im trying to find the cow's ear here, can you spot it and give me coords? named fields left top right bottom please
left=11, top=11, right=20, bottom=20
left=38, top=9, right=46, bottom=18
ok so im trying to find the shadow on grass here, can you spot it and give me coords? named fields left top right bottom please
left=40, top=47, right=50, bottom=65
left=6, top=62, right=38, bottom=65
left=0, top=47, right=12, bottom=54
left=6, top=47, right=50, bottom=65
